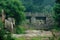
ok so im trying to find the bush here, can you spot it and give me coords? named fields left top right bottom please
left=0, top=19, right=5, bottom=40
left=0, top=0, right=25, bottom=25
left=0, top=19, right=15, bottom=40
left=16, top=26, right=26, bottom=34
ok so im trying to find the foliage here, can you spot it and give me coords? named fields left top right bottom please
left=0, top=19, right=5, bottom=40
left=16, top=26, right=26, bottom=34
left=21, top=0, right=55, bottom=12
left=54, top=0, right=60, bottom=29
left=0, top=19, right=14, bottom=40
left=0, top=0, right=25, bottom=25
left=4, top=33, right=15, bottom=40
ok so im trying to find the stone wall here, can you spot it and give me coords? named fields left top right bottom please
left=23, top=12, right=54, bottom=30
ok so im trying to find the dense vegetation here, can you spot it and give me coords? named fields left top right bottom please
left=0, top=0, right=25, bottom=25
left=0, top=0, right=60, bottom=40
left=21, top=0, right=56, bottom=12
left=0, top=0, right=25, bottom=40
left=54, top=0, right=60, bottom=29
left=0, top=19, right=14, bottom=40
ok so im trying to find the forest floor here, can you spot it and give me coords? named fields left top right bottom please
left=13, top=30, right=53, bottom=40
left=13, top=30, right=60, bottom=40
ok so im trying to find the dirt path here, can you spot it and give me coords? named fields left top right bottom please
left=13, top=30, right=53, bottom=38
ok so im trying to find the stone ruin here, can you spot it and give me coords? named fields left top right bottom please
left=23, top=12, right=54, bottom=30
left=0, top=9, right=15, bottom=33
left=0, top=9, right=54, bottom=32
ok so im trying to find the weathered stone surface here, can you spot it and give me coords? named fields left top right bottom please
left=24, top=12, right=54, bottom=29
left=12, top=30, right=53, bottom=38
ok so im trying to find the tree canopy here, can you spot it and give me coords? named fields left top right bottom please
left=0, top=0, right=25, bottom=25
left=21, top=0, right=55, bottom=12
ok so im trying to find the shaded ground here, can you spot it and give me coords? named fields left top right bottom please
left=13, top=30, right=53, bottom=37
left=13, top=30, right=60, bottom=40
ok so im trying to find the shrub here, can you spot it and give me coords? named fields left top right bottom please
left=16, top=26, right=26, bottom=34
left=0, top=19, right=15, bottom=40
left=0, top=19, right=5, bottom=40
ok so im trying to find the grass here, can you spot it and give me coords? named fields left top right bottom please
left=14, top=36, right=50, bottom=40
left=14, top=37, right=26, bottom=40
left=31, top=37, right=41, bottom=40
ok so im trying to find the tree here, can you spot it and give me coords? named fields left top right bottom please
left=21, top=0, right=55, bottom=12
left=54, top=0, right=60, bottom=29
left=0, top=0, right=25, bottom=25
